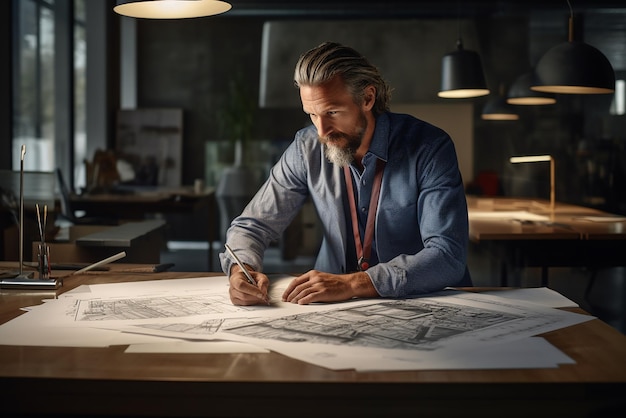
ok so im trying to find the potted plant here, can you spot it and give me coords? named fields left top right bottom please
left=216, top=75, right=255, bottom=166
left=215, top=75, right=259, bottom=242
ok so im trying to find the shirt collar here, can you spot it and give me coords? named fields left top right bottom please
left=366, top=112, right=390, bottom=163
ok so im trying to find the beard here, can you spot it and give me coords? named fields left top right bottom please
left=321, top=112, right=367, bottom=167
left=324, top=141, right=355, bottom=167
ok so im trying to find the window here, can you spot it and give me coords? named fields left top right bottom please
left=13, top=0, right=55, bottom=171
left=610, top=79, right=625, bottom=116
left=74, top=0, right=86, bottom=189
left=12, top=0, right=86, bottom=191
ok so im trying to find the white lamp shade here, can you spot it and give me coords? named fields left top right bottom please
left=114, top=0, right=232, bottom=19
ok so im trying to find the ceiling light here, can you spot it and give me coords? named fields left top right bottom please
left=482, top=85, right=519, bottom=120
left=530, top=1, right=615, bottom=94
left=507, top=72, right=556, bottom=105
left=438, top=38, right=490, bottom=99
left=482, top=97, right=519, bottom=120
left=114, top=0, right=232, bottom=19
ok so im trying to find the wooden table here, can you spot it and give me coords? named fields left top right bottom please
left=0, top=265, right=625, bottom=417
left=467, top=196, right=626, bottom=287
left=70, top=187, right=217, bottom=270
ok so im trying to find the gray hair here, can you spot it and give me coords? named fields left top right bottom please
left=294, top=42, right=392, bottom=116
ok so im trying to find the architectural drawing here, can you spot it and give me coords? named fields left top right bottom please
left=74, top=293, right=245, bottom=321
left=218, top=298, right=522, bottom=351
left=139, top=319, right=225, bottom=334
left=0, top=274, right=593, bottom=370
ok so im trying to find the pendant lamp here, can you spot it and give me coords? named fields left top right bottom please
left=531, top=2, right=615, bottom=94
left=482, top=97, right=519, bottom=120
left=507, top=72, right=556, bottom=105
left=438, top=38, right=490, bottom=99
left=114, top=0, right=232, bottom=19
left=482, top=84, right=519, bottom=120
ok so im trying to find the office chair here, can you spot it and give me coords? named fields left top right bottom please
left=55, top=168, right=118, bottom=225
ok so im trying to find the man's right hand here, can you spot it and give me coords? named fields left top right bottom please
left=228, top=264, right=270, bottom=305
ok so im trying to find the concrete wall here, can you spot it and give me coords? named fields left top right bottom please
left=134, top=14, right=626, bottom=214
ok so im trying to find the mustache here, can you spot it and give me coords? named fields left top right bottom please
left=320, top=132, right=349, bottom=145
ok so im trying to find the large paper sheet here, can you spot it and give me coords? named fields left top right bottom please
left=0, top=275, right=594, bottom=371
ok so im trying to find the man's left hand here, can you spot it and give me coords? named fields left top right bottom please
left=282, top=270, right=378, bottom=304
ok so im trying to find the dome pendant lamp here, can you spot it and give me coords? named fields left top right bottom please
left=438, top=38, right=490, bottom=99
left=531, top=1, right=615, bottom=94
left=113, top=0, right=232, bottom=19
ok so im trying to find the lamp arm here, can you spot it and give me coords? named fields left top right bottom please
left=550, top=157, right=555, bottom=213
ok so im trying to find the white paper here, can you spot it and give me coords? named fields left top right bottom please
left=0, top=311, right=177, bottom=347
left=257, top=337, right=574, bottom=372
left=480, top=287, right=579, bottom=308
left=124, top=340, right=269, bottom=354
left=0, top=275, right=594, bottom=371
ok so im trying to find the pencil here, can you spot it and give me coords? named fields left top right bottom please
left=224, top=244, right=256, bottom=286
left=115, top=263, right=175, bottom=273
left=72, top=251, right=127, bottom=275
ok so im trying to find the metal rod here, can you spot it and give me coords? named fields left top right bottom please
left=550, top=157, right=555, bottom=213
left=19, top=145, right=25, bottom=276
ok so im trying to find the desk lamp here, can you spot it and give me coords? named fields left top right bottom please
left=509, top=155, right=555, bottom=215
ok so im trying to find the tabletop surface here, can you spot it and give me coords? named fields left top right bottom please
left=467, top=196, right=626, bottom=241
left=1, top=263, right=625, bottom=384
left=1, top=263, right=625, bottom=417
left=70, top=186, right=214, bottom=203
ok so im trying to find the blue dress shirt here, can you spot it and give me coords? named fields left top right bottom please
left=220, top=112, right=471, bottom=297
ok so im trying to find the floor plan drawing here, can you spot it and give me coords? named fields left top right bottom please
left=74, top=293, right=245, bottom=321
left=219, top=298, right=523, bottom=351
left=138, top=319, right=226, bottom=334
left=0, top=275, right=594, bottom=371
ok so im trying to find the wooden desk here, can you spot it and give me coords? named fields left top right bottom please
left=468, top=197, right=626, bottom=286
left=70, top=187, right=217, bottom=270
left=0, top=265, right=625, bottom=417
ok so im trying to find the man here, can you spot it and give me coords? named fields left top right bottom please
left=220, top=42, right=471, bottom=306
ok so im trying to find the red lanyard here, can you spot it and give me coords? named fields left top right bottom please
left=343, top=159, right=385, bottom=271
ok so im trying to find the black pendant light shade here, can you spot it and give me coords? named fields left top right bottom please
left=438, top=39, right=490, bottom=99
left=483, top=84, right=519, bottom=120
left=482, top=96, right=519, bottom=120
left=507, top=72, right=556, bottom=105
left=531, top=13, right=615, bottom=95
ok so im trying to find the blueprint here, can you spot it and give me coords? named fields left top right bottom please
left=218, top=298, right=521, bottom=351
left=0, top=275, right=595, bottom=371
left=74, top=293, right=245, bottom=322
left=72, top=275, right=290, bottom=322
